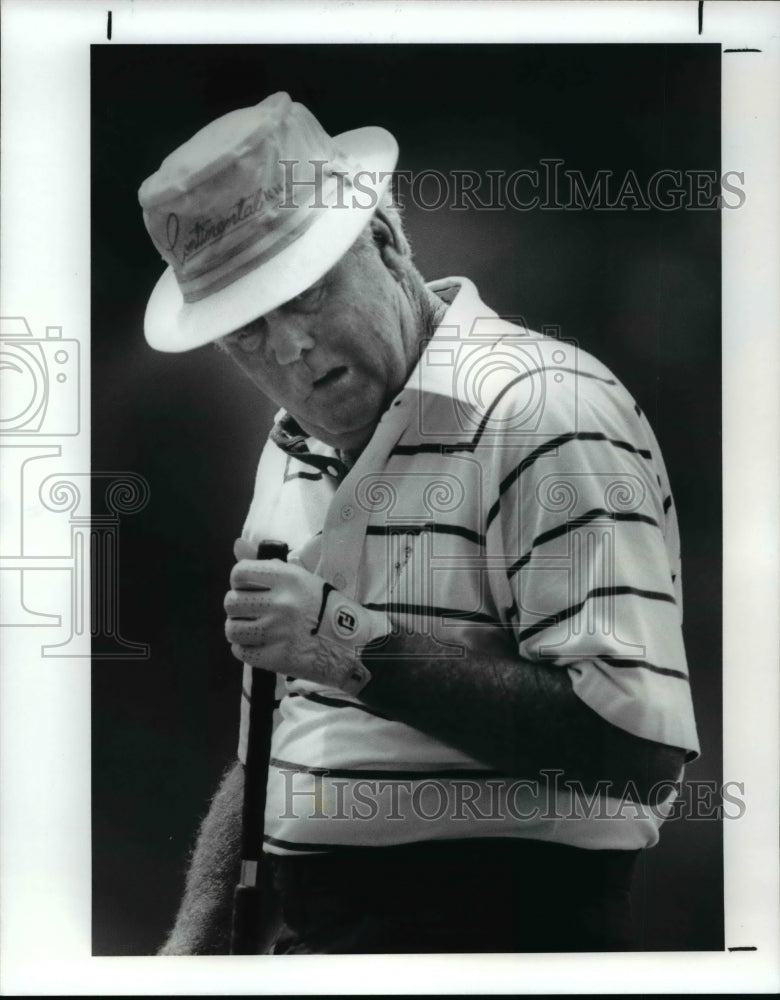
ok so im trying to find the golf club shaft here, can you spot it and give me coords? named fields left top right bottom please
left=230, top=539, right=289, bottom=954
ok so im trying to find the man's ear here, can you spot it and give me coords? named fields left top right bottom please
left=369, top=208, right=411, bottom=282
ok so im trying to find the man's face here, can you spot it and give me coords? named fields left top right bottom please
left=219, top=231, right=418, bottom=453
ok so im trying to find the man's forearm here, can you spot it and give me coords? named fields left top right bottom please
left=158, top=760, right=244, bottom=955
left=360, top=634, right=684, bottom=802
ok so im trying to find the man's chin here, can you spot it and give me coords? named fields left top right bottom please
left=294, top=414, right=378, bottom=453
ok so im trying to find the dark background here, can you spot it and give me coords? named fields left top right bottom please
left=92, top=44, right=722, bottom=954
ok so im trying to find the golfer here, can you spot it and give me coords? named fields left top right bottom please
left=139, top=92, right=699, bottom=954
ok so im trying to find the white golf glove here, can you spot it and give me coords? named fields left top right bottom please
left=224, top=552, right=391, bottom=696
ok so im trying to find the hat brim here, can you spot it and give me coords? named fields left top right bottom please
left=143, top=126, right=399, bottom=352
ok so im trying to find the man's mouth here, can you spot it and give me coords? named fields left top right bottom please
left=312, top=365, right=348, bottom=389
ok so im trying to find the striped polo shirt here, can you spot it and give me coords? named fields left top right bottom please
left=238, top=277, right=700, bottom=855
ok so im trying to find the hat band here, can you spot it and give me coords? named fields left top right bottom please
left=177, top=171, right=345, bottom=305
left=181, top=203, right=326, bottom=304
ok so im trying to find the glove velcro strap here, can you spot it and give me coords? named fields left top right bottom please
left=317, top=592, right=392, bottom=695
left=310, top=582, right=336, bottom=636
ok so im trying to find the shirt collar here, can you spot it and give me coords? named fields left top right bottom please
left=269, top=412, right=349, bottom=480
left=403, top=277, right=499, bottom=402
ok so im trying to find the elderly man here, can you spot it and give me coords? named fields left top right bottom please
left=139, top=92, right=699, bottom=954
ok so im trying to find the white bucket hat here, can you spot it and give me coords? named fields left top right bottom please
left=138, top=92, right=398, bottom=352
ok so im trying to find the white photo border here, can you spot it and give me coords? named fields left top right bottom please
left=1, top=0, right=778, bottom=993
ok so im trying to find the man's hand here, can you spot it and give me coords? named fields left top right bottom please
left=224, top=558, right=391, bottom=695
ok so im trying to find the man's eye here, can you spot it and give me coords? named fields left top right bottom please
left=228, top=322, right=265, bottom=354
left=288, top=284, right=324, bottom=312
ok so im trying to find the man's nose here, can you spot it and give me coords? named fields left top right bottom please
left=266, top=315, right=316, bottom=366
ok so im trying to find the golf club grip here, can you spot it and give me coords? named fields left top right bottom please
left=230, top=539, right=289, bottom=955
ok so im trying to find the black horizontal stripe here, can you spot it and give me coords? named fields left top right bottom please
left=532, top=508, right=659, bottom=550
left=486, top=432, right=579, bottom=528
left=366, top=523, right=485, bottom=547
left=610, top=438, right=653, bottom=459
left=509, top=551, right=534, bottom=577
left=663, top=495, right=672, bottom=513
left=284, top=469, right=322, bottom=482
left=562, top=366, right=618, bottom=388
left=469, top=369, right=546, bottom=448
left=486, top=432, right=655, bottom=530
left=507, top=509, right=660, bottom=579
left=242, top=687, right=281, bottom=710
left=516, top=585, right=677, bottom=643
left=270, top=757, right=500, bottom=781
left=288, top=690, right=393, bottom=721
left=364, top=602, right=500, bottom=626
left=392, top=367, right=619, bottom=458
left=264, top=834, right=447, bottom=854
left=391, top=373, right=538, bottom=457
left=282, top=451, right=347, bottom=481
left=599, top=655, right=689, bottom=682
left=263, top=834, right=345, bottom=853
left=391, top=441, right=474, bottom=456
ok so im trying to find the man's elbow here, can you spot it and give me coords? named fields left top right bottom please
left=600, top=718, right=687, bottom=804
left=637, top=738, right=687, bottom=799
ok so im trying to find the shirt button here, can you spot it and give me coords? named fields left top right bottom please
left=333, top=572, right=347, bottom=590
left=341, top=504, right=354, bottom=520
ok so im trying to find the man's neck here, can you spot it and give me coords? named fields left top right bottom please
left=337, top=448, right=360, bottom=471
left=338, top=286, right=450, bottom=471
left=425, top=285, right=450, bottom=337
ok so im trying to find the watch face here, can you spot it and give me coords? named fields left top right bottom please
left=334, top=606, right=358, bottom=637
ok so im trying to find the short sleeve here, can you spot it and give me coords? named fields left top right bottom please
left=486, top=354, right=700, bottom=756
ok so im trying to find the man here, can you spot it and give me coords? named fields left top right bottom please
left=139, top=92, right=699, bottom=954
